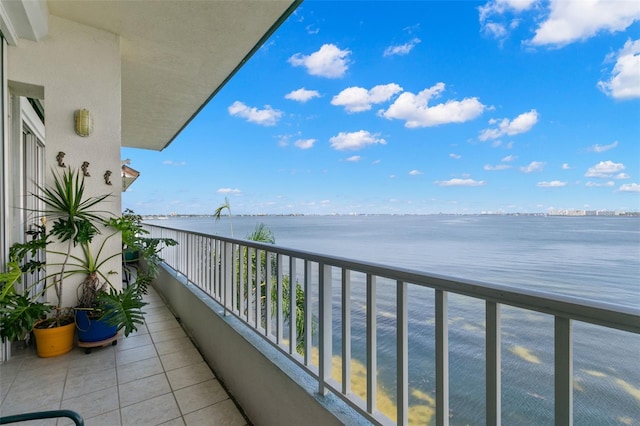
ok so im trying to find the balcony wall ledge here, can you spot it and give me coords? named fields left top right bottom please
left=153, top=263, right=365, bottom=426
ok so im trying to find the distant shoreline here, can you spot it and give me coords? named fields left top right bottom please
left=142, top=211, right=640, bottom=219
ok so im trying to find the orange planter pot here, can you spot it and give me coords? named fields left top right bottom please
left=33, top=320, right=75, bottom=358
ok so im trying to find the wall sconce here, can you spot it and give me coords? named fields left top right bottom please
left=74, top=109, right=93, bottom=137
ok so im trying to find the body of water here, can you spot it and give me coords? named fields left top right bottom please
left=147, top=215, right=640, bottom=425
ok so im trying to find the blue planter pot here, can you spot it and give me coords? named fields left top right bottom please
left=75, top=310, right=117, bottom=343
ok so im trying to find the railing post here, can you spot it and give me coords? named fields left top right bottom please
left=342, top=269, right=352, bottom=395
left=366, top=274, right=377, bottom=414
left=555, top=317, right=573, bottom=426
left=397, top=280, right=408, bottom=426
left=436, top=289, right=449, bottom=426
left=486, top=301, right=501, bottom=426
left=318, top=263, right=332, bottom=396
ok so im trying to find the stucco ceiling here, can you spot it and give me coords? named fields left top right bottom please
left=47, top=0, right=300, bottom=151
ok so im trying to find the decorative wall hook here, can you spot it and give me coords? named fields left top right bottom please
left=56, top=152, right=66, bottom=168
left=81, top=161, right=91, bottom=177
left=104, top=170, right=112, bottom=185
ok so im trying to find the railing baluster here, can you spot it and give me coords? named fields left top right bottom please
left=235, top=245, right=242, bottom=321
left=265, top=252, right=272, bottom=337
left=247, top=247, right=254, bottom=325
left=397, top=280, right=408, bottom=426
left=436, top=289, right=449, bottom=426
left=555, top=317, right=573, bottom=426
left=214, top=239, right=219, bottom=300
left=276, top=254, right=283, bottom=344
left=255, top=249, right=261, bottom=329
left=304, top=260, right=312, bottom=366
left=366, top=274, right=377, bottom=414
left=318, top=263, right=332, bottom=396
left=223, top=242, right=232, bottom=316
left=289, top=256, right=297, bottom=355
left=342, top=269, right=351, bottom=395
left=486, top=301, right=501, bottom=426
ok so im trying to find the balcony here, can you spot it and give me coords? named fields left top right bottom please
left=143, top=224, right=640, bottom=425
left=0, top=286, right=248, bottom=425
left=2, top=224, right=638, bottom=425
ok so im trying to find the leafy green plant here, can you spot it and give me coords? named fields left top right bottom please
left=95, top=285, right=146, bottom=337
left=106, top=210, right=177, bottom=295
left=0, top=260, right=51, bottom=342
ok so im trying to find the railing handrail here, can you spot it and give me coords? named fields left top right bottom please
left=145, top=223, right=640, bottom=333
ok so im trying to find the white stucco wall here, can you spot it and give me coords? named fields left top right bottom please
left=7, top=15, right=122, bottom=307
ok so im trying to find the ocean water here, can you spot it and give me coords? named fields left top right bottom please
left=147, top=215, right=640, bottom=425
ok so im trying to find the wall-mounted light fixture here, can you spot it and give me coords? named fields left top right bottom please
left=74, top=109, right=93, bottom=137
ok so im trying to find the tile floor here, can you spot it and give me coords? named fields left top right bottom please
left=0, top=287, right=249, bottom=426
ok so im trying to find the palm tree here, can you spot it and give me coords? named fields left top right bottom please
left=213, top=197, right=233, bottom=237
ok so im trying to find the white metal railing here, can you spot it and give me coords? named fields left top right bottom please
left=145, top=224, right=640, bottom=426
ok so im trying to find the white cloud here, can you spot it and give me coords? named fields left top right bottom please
left=520, top=161, right=546, bottom=173
left=586, top=181, right=615, bottom=187
left=479, top=0, right=538, bottom=39
left=537, top=180, right=567, bottom=187
left=450, top=153, right=462, bottom=159
left=329, top=130, right=387, bottom=151
left=484, top=22, right=508, bottom=39
left=379, top=82, right=485, bottom=128
left=562, top=163, right=571, bottom=170
left=479, top=109, right=539, bottom=141
left=616, top=173, right=631, bottom=179
left=530, top=0, right=640, bottom=47
left=332, top=83, right=403, bottom=113
left=585, top=160, right=626, bottom=178
left=285, top=88, right=321, bottom=103
left=409, top=169, right=423, bottom=176
left=383, top=38, right=421, bottom=57
left=618, top=183, right=640, bottom=192
left=288, top=44, right=351, bottom=78
left=598, top=39, right=640, bottom=100
left=294, top=139, right=316, bottom=149
left=217, top=188, right=242, bottom=195
left=479, top=0, right=538, bottom=21
left=345, top=156, right=361, bottom=162
left=484, top=164, right=512, bottom=171
left=435, top=178, right=487, bottom=187
left=228, top=101, right=282, bottom=126
left=589, top=140, right=619, bottom=152
left=162, top=160, right=187, bottom=166
left=502, top=154, right=518, bottom=162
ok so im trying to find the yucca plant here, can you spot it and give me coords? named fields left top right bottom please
left=31, top=168, right=112, bottom=326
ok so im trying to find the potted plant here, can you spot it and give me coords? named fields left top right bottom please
left=1, top=168, right=136, bottom=356
left=106, top=209, right=177, bottom=293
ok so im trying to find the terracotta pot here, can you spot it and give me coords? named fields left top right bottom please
left=33, top=320, right=75, bottom=358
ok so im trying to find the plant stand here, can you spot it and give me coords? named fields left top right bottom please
left=77, top=334, right=118, bottom=354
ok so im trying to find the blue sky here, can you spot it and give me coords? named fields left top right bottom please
left=122, top=0, right=640, bottom=215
